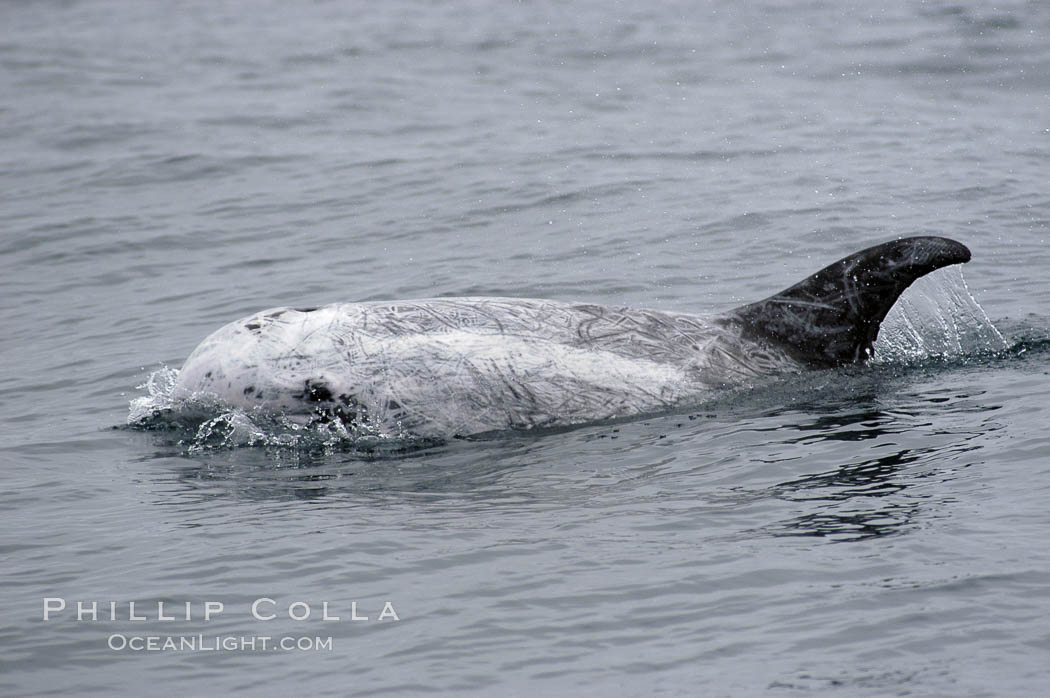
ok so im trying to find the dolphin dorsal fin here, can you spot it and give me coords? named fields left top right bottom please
left=727, top=236, right=972, bottom=367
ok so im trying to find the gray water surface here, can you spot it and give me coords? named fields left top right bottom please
left=3, top=1, right=1050, bottom=695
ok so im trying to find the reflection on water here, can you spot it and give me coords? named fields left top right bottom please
left=141, top=436, right=550, bottom=508
left=772, top=505, right=920, bottom=542
left=765, top=447, right=924, bottom=542
left=782, top=408, right=901, bottom=443
left=775, top=448, right=920, bottom=501
left=716, top=385, right=1002, bottom=542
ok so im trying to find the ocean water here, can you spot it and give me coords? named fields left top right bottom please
left=3, top=0, right=1050, bottom=695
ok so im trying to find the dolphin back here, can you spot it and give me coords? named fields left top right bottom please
left=727, top=236, right=972, bottom=367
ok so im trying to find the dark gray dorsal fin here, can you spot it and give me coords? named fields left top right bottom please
left=728, top=236, right=972, bottom=367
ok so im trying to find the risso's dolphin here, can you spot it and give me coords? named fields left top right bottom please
left=173, top=236, right=970, bottom=438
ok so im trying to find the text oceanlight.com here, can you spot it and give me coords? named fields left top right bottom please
left=107, top=634, right=333, bottom=652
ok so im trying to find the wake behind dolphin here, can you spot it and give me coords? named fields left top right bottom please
left=171, top=237, right=971, bottom=440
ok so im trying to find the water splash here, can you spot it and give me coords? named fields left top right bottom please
left=127, top=365, right=180, bottom=424
left=127, top=365, right=424, bottom=454
left=874, top=265, right=1007, bottom=363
